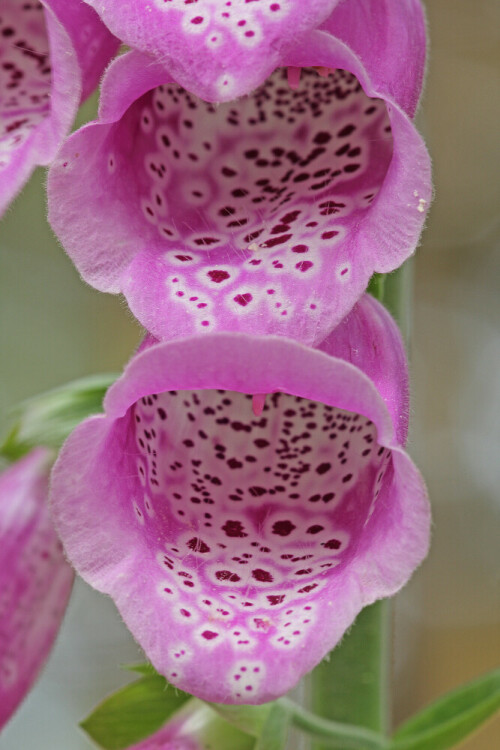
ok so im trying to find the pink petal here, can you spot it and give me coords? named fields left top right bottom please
left=51, top=297, right=430, bottom=704
left=0, top=449, right=74, bottom=729
left=82, top=0, right=341, bottom=102
left=126, top=700, right=252, bottom=750
left=48, top=40, right=430, bottom=346
left=321, top=0, right=427, bottom=117
left=0, top=0, right=118, bottom=216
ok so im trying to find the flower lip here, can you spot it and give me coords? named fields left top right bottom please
left=105, top=331, right=396, bottom=449
left=51, top=297, right=429, bottom=704
left=48, top=33, right=431, bottom=346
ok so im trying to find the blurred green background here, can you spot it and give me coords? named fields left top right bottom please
left=0, top=1, right=498, bottom=747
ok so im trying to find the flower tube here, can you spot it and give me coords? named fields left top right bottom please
left=0, top=0, right=118, bottom=215
left=0, top=448, right=73, bottom=728
left=51, top=295, right=430, bottom=704
left=127, top=699, right=254, bottom=750
left=48, top=2, right=431, bottom=346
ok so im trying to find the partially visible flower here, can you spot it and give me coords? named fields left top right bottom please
left=51, top=295, right=430, bottom=704
left=0, top=0, right=118, bottom=216
left=48, top=3, right=431, bottom=346
left=0, top=448, right=74, bottom=728
left=81, top=0, right=342, bottom=102
left=127, top=698, right=254, bottom=750
left=320, top=0, right=427, bottom=119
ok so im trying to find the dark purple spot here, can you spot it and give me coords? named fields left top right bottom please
left=234, top=293, right=253, bottom=307
left=252, top=569, right=274, bottom=583
left=267, top=594, right=285, bottom=605
left=316, top=463, right=331, bottom=475
left=338, top=124, right=356, bottom=137
left=187, top=537, right=210, bottom=553
left=298, top=584, right=318, bottom=594
left=272, top=520, right=296, bottom=537
left=323, top=539, right=342, bottom=550
left=296, top=261, right=313, bottom=272
left=249, top=486, right=267, bottom=497
left=254, top=439, right=270, bottom=449
left=260, top=234, right=292, bottom=249
left=216, top=570, right=241, bottom=582
left=202, top=630, right=219, bottom=640
left=314, top=131, right=332, bottom=144
left=222, top=520, right=247, bottom=538
left=208, top=270, right=230, bottom=283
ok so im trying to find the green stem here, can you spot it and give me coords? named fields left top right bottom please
left=377, top=263, right=413, bottom=346
left=308, top=602, right=391, bottom=750
left=283, top=699, right=388, bottom=750
left=211, top=698, right=387, bottom=750
left=307, top=262, right=412, bottom=749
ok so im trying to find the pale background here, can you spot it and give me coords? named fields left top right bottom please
left=0, top=0, right=498, bottom=747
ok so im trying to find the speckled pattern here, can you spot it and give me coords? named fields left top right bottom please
left=132, top=389, right=390, bottom=699
left=117, top=68, right=391, bottom=335
left=0, top=1, right=50, bottom=172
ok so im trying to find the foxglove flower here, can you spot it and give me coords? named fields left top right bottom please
left=81, top=0, right=343, bottom=102
left=48, top=1, right=431, bottom=346
left=128, top=699, right=253, bottom=750
left=0, top=448, right=73, bottom=728
left=0, top=0, right=118, bottom=216
left=51, top=295, right=430, bottom=704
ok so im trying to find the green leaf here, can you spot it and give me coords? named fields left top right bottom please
left=121, top=662, right=157, bottom=676
left=391, top=668, right=500, bottom=750
left=0, top=373, right=117, bottom=460
left=80, top=674, right=190, bottom=750
left=255, top=703, right=291, bottom=750
left=210, top=702, right=273, bottom=738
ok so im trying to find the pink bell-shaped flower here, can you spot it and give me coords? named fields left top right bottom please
left=0, top=0, right=118, bottom=215
left=0, top=448, right=74, bottom=728
left=51, top=296, right=430, bottom=704
left=48, top=1, right=431, bottom=346
left=126, top=699, right=254, bottom=750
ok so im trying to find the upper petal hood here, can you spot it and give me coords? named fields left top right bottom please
left=0, top=448, right=74, bottom=729
left=0, top=0, right=118, bottom=216
left=82, top=0, right=341, bottom=102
